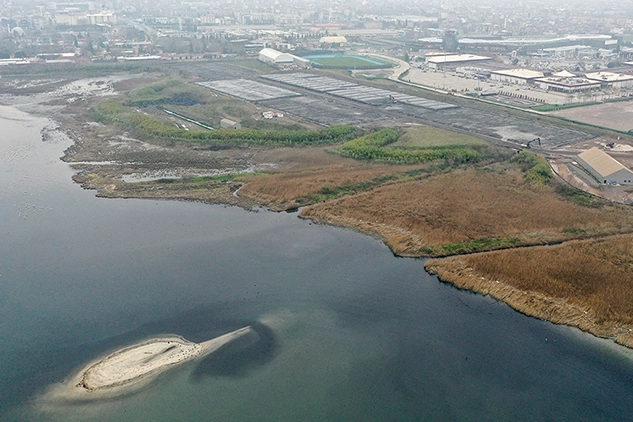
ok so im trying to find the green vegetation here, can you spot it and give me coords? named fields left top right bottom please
left=337, top=128, right=481, bottom=164
left=310, top=56, right=390, bottom=69
left=556, top=184, right=603, bottom=208
left=514, top=151, right=552, bottom=186
left=440, top=237, right=521, bottom=254
left=191, top=174, right=263, bottom=183
left=0, top=62, right=158, bottom=77
left=127, top=79, right=206, bottom=106
left=393, top=126, right=488, bottom=149
left=95, top=101, right=357, bottom=146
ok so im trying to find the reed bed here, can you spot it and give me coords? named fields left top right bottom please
left=426, top=235, right=633, bottom=347
left=238, top=163, right=423, bottom=210
left=300, top=168, right=633, bottom=256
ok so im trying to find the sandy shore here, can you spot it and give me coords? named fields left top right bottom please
left=77, top=327, right=251, bottom=391
left=40, top=326, right=252, bottom=403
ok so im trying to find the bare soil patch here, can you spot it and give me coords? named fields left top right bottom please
left=551, top=101, right=633, bottom=132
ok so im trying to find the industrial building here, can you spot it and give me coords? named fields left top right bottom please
left=425, top=53, right=492, bottom=70
left=584, top=72, right=633, bottom=89
left=490, top=68, right=544, bottom=85
left=220, top=118, right=241, bottom=129
left=533, top=71, right=601, bottom=93
left=577, top=147, right=633, bottom=185
left=258, top=48, right=310, bottom=68
left=258, top=48, right=295, bottom=65
left=319, top=36, right=348, bottom=46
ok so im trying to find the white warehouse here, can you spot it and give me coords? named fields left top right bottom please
left=258, top=48, right=295, bottom=65
left=577, top=147, right=633, bottom=185
left=258, top=48, right=310, bottom=68
left=490, top=69, right=544, bottom=85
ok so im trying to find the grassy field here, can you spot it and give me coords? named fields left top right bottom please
left=392, top=126, right=488, bottom=149
left=299, top=167, right=633, bottom=256
left=426, top=234, right=633, bottom=347
left=309, top=56, right=390, bottom=69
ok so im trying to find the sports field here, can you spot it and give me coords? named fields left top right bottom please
left=304, top=54, right=390, bottom=69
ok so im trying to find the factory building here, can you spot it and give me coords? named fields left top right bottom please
left=220, top=118, right=241, bottom=129
left=533, top=71, right=601, bottom=93
left=258, top=48, right=295, bottom=65
left=424, top=53, right=492, bottom=70
left=258, top=48, right=310, bottom=69
left=319, top=36, right=348, bottom=46
left=584, top=72, right=633, bottom=89
left=577, top=147, right=633, bottom=185
left=490, top=68, right=544, bottom=85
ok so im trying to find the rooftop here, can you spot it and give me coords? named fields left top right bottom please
left=425, top=54, right=492, bottom=64
left=490, top=68, right=544, bottom=79
left=585, top=71, right=633, bottom=82
left=578, top=147, right=629, bottom=178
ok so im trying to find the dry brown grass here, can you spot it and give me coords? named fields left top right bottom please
left=239, top=148, right=423, bottom=210
left=426, top=235, right=633, bottom=348
left=300, top=168, right=633, bottom=256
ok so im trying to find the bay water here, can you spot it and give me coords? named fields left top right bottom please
left=1, top=105, right=633, bottom=421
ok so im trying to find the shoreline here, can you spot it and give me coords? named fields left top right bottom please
left=425, top=260, right=633, bottom=349
left=69, top=179, right=633, bottom=353
left=8, top=75, right=633, bottom=356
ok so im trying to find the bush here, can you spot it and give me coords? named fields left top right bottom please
left=338, top=129, right=481, bottom=164
left=514, top=151, right=552, bottom=186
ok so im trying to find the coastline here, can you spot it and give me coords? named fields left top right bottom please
left=66, top=178, right=633, bottom=353
left=425, top=259, right=633, bottom=349
left=7, top=74, right=633, bottom=356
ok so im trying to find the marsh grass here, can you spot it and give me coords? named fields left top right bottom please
left=300, top=168, right=633, bottom=256
left=427, top=235, right=633, bottom=347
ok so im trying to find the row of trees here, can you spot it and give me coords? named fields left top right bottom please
left=95, top=101, right=357, bottom=146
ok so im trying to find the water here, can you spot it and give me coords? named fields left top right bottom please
left=1, top=105, right=633, bottom=421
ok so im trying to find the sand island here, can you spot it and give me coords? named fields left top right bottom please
left=75, top=327, right=251, bottom=393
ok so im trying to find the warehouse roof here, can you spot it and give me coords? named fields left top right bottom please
left=320, top=36, right=348, bottom=44
left=425, top=54, right=492, bottom=64
left=585, top=71, right=633, bottom=82
left=578, top=147, right=629, bottom=177
left=490, top=68, right=544, bottom=79
left=552, top=70, right=577, bottom=78
left=259, top=48, right=294, bottom=63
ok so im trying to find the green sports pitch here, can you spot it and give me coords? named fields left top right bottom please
left=304, top=55, right=391, bottom=69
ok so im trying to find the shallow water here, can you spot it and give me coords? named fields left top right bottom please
left=1, top=105, right=633, bottom=421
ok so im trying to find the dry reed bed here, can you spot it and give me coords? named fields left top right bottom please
left=300, top=168, right=633, bottom=256
left=238, top=163, right=422, bottom=211
left=425, top=235, right=633, bottom=348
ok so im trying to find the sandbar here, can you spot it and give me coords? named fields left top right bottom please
left=76, top=326, right=251, bottom=392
